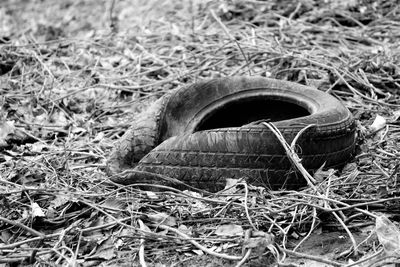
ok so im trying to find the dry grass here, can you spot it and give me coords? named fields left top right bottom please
left=1, top=0, right=400, bottom=266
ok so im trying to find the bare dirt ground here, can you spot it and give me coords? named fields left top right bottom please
left=1, top=0, right=400, bottom=266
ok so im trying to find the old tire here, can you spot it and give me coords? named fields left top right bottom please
left=106, top=95, right=170, bottom=175
left=109, top=77, right=356, bottom=191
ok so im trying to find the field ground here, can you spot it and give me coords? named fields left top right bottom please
left=1, top=0, right=400, bottom=266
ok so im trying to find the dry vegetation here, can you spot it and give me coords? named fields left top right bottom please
left=1, top=0, right=400, bottom=266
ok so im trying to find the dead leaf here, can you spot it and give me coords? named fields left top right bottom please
left=114, top=238, right=124, bottom=249
left=224, top=178, right=240, bottom=194
left=102, top=198, right=126, bottom=213
left=50, top=195, right=71, bottom=208
left=147, top=212, right=177, bottom=227
left=244, top=236, right=273, bottom=251
left=222, top=243, right=238, bottom=250
left=93, top=132, right=104, bottom=142
left=313, top=163, right=327, bottom=182
left=375, top=215, right=400, bottom=256
left=181, top=190, right=208, bottom=211
left=90, top=236, right=115, bottom=260
left=182, top=190, right=202, bottom=199
left=0, top=120, right=15, bottom=146
left=99, top=55, right=129, bottom=69
left=342, top=162, right=358, bottom=173
left=1, top=153, right=12, bottom=162
left=390, top=109, right=400, bottom=122
left=138, top=219, right=151, bottom=232
left=33, top=112, right=48, bottom=125
left=370, top=115, right=386, bottom=132
left=50, top=111, right=68, bottom=126
left=31, top=202, right=45, bottom=218
left=343, top=168, right=360, bottom=183
left=329, top=0, right=358, bottom=9
left=215, top=224, right=243, bottom=237
left=192, top=249, right=204, bottom=255
left=27, top=142, right=48, bottom=153
left=212, top=245, right=221, bottom=253
left=46, top=207, right=56, bottom=219
left=178, top=224, right=191, bottom=236
left=71, top=125, right=86, bottom=134
left=0, top=230, right=12, bottom=243
left=145, top=191, right=158, bottom=200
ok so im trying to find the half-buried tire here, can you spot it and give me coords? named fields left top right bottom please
left=108, top=77, right=356, bottom=192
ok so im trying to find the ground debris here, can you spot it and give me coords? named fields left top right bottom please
left=0, top=0, right=400, bottom=266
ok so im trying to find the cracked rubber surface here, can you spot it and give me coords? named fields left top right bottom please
left=108, top=77, right=356, bottom=191
left=106, top=95, right=171, bottom=175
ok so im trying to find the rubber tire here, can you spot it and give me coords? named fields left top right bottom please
left=109, top=77, right=356, bottom=191
left=106, top=95, right=170, bottom=175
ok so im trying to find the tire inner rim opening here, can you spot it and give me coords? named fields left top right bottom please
left=195, top=96, right=311, bottom=131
